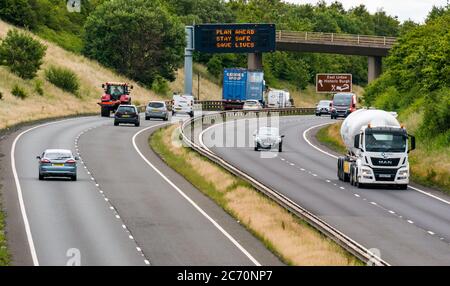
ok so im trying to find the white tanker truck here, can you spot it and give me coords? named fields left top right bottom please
left=337, top=109, right=416, bottom=189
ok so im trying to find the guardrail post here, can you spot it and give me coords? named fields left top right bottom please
left=305, top=32, right=308, bottom=41
left=331, top=33, right=334, bottom=42
left=357, top=35, right=360, bottom=44
left=384, top=37, right=386, bottom=45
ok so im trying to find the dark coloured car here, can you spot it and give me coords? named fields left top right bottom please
left=315, top=100, right=332, bottom=116
left=37, top=149, right=78, bottom=181
left=114, top=105, right=140, bottom=127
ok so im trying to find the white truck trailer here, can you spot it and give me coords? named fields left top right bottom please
left=337, top=109, right=416, bottom=189
left=267, top=89, right=291, bottom=108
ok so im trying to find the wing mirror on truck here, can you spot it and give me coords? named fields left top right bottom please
left=354, top=134, right=361, bottom=149
left=408, top=135, right=416, bottom=153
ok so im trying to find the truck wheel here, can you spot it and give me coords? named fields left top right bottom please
left=135, top=121, right=140, bottom=127
left=145, top=116, right=150, bottom=120
left=101, top=106, right=110, bottom=117
left=254, top=143, right=260, bottom=151
left=114, top=121, right=119, bottom=126
left=39, top=174, right=44, bottom=181
left=71, top=175, right=77, bottom=181
left=398, top=184, right=408, bottom=190
left=278, top=142, right=283, bottom=152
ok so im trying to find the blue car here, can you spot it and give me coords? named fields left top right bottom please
left=37, top=149, right=79, bottom=181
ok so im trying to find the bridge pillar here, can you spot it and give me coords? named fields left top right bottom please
left=248, top=53, right=263, bottom=71
left=368, top=56, right=382, bottom=83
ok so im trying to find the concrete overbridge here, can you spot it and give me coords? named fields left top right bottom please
left=248, top=30, right=397, bottom=83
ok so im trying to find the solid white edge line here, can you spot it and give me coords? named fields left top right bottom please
left=132, top=124, right=261, bottom=266
left=303, top=122, right=450, bottom=206
left=10, top=117, right=84, bottom=266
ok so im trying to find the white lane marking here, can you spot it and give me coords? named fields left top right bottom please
left=11, top=117, right=96, bottom=266
left=354, top=194, right=360, bottom=198
left=407, top=220, right=414, bottom=224
left=303, top=122, right=450, bottom=206
left=428, top=231, right=435, bottom=235
left=370, top=202, right=377, bottom=206
left=389, top=210, right=396, bottom=214
left=340, top=187, right=345, bottom=190
left=133, top=124, right=261, bottom=266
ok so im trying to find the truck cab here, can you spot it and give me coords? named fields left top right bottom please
left=338, top=109, right=415, bottom=189
left=331, top=93, right=357, bottom=119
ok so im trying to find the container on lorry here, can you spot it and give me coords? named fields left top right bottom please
left=222, top=68, right=265, bottom=110
left=267, top=88, right=291, bottom=108
left=330, top=92, right=357, bottom=119
left=337, top=109, right=415, bottom=189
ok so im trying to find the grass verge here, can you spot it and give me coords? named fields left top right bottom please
left=150, top=125, right=362, bottom=266
left=0, top=186, right=10, bottom=265
left=316, top=123, right=450, bottom=194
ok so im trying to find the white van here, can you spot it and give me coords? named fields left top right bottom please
left=172, top=94, right=194, bottom=117
left=267, top=89, right=291, bottom=108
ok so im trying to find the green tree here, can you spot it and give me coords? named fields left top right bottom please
left=0, top=0, right=37, bottom=29
left=83, top=0, right=185, bottom=86
left=0, top=29, right=47, bottom=79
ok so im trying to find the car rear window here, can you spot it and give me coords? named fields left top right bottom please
left=118, top=106, right=136, bottom=113
left=148, top=102, right=164, bottom=108
left=45, top=152, right=72, bottom=159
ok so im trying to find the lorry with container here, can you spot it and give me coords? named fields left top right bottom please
left=337, top=109, right=416, bottom=189
left=222, top=68, right=265, bottom=110
left=98, top=82, right=133, bottom=117
left=266, top=88, right=292, bottom=108
left=330, top=92, right=357, bottom=119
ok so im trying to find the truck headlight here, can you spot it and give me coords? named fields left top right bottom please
left=398, top=170, right=408, bottom=176
left=361, top=168, right=372, bottom=175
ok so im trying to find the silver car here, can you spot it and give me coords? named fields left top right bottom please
left=315, top=100, right=332, bottom=116
left=145, top=101, right=169, bottom=121
left=253, top=127, right=284, bottom=152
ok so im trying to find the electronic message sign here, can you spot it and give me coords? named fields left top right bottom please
left=194, top=24, right=276, bottom=53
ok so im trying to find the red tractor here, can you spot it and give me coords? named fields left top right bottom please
left=98, top=82, right=133, bottom=117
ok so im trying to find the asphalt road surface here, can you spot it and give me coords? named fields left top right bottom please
left=2, top=114, right=281, bottom=266
left=202, top=115, right=450, bottom=265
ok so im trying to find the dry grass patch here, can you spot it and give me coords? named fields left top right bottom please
left=0, top=20, right=161, bottom=129
left=151, top=125, right=362, bottom=266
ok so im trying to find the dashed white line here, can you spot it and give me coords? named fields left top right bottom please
left=428, top=231, right=435, bottom=235
left=134, top=124, right=261, bottom=266
left=407, top=220, right=414, bottom=224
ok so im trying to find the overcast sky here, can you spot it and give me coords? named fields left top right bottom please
left=284, top=0, right=448, bottom=23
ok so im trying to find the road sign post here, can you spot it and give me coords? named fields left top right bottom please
left=316, top=74, right=352, bottom=93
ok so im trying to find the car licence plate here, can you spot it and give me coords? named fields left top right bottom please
left=53, top=164, right=64, bottom=167
left=122, top=115, right=130, bottom=118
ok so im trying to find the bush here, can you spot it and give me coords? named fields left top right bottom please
left=0, top=29, right=47, bottom=79
left=45, top=66, right=79, bottom=94
left=11, top=84, right=27, bottom=99
left=34, top=79, right=44, bottom=96
left=151, top=76, right=170, bottom=96
left=0, top=0, right=37, bottom=29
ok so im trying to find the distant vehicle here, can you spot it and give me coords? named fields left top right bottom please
left=337, top=109, right=415, bottom=189
left=315, top=100, right=333, bottom=116
left=330, top=93, right=357, bottom=119
left=243, top=100, right=263, bottom=111
left=172, top=94, right=194, bottom=117
left=98, top=82, right=133, bottom=117
left=114, top=105, right=140, bottom=127
left=145, top=101, right=169, bottom=121
left=267, top=89, right=291, bottom=108
left=253, top=127, right=284, bottom=152
left=222, top=68, right=265, bottom=110
left=37, top=149, right=78, bottom=181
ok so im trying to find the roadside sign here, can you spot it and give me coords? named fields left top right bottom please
left=194, top=24, right=276, bottom=53
left=316, top=74, right=352, bottom=93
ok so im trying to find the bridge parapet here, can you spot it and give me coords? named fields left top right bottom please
left=276, top=30, right=396, bottom=48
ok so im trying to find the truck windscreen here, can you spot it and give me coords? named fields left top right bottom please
left=365, top=132, right=407, bottom=153
left=333, top=94, right=352, bottom=105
